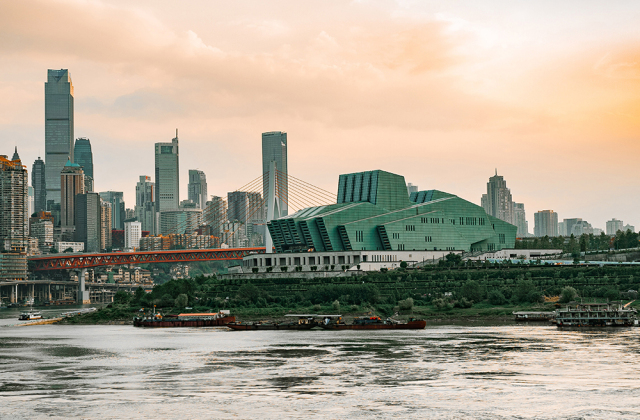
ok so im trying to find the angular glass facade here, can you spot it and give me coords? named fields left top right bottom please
left=73, top=138, right=93, bottom=178
left=45, top=69, right=74, bottom=205
left=268, top=170, right=516, bottom=254
left=262, top=131, right=287, bottom=216
left=31, top=157, right=46, bottom=213
left=155, top=134, right=179, bottom=212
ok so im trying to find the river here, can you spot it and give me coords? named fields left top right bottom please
left=1, top=307, right=639, bottom=419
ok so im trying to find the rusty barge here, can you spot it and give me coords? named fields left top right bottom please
left=133, top=310, right=235, bottom=328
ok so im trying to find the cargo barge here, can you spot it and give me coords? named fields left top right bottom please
left=227, top=315, right=317, bottom=331
left=555, top=302, right=638, bottom=327
left=513, top=311, right=555, bottom=322
left=134, top=310, right=235, bottom=328
left=320, top=315, right=426, bottom=330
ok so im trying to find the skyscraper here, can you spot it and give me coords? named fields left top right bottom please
left=124, top=220, right=142, bottom=250
left=45, top=69, right=74, bottom=205
left=100, top=199, right=112, bottom=250
left=262, top=131, right=288, bottom=217
left=513, top=202, right=529, bottom=237
left=481, top=170, right=514, bottom=224
left=606, top=218, right=624, bottom=236
left=0, top=152, right=29, bottom=281
left=73, top=138, right=93, bottom=178
left=75, top=192, right=101, bottom=252
left=534, top=210, right=558, bottom=237
left=155, top=131, right=179, bottom=212
left=60, top=159, right=85, bottom=239
left=32, top=157, right=46, bottom=213
left=204, top=196, right=227, bottom=238
left=188, top=169, right=207, bottom=209
left=99, top=191, right=125, bottom=230
left=135, top=175, right=156, bottom=234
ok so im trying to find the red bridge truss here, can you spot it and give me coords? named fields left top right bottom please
left=29, top=248, right=266, bottom=271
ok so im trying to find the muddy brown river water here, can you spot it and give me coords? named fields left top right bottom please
left=1, top=308, right=639, bottom=419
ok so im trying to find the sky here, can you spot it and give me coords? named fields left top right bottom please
left=1, top=0, right=639, bottom=232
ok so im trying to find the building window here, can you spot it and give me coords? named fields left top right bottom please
left=425, top=236, right=432, bottom=242
left=499, top=233, right=505, bottom=244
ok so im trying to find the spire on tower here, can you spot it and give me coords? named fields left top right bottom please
left=11, top=146, right=20, bottom=161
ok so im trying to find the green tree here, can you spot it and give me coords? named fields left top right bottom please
left=488, top=290, right=507, bottom=305
left=559, top=286, right=578, bottom=303
left=460, top=280, right=484, bottom=302
left=113, top=290, right=131, bottom=305
left=400, top=261, right=408, bottom=269
left=399, top=297, right=414, bottom=311
left=236, top=283, right=261, bottom=304
left=513, top=279, right=536, bottom=303
left=332, top=300, right=340, bottom=312
left=174, top=293, right=188, bottom=308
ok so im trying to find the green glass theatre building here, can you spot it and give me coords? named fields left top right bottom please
left=267, top=170, right=516, bottom=254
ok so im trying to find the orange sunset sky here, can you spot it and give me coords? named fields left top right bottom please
left=1, top=0, right=639, bottom=232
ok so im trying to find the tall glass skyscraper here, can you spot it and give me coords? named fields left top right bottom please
left=155, top=131, right=179, bottom=212
left=31, top=157, right=46, bottom=213
left=45, top=69, right=74, bottom=205
left=187, top=169, right=207, bottom=209
left=262, top=131, right=288, bottom=217
left=99, top=191, right=125, bottom=230
left=73, top=138, right=93, bottom=178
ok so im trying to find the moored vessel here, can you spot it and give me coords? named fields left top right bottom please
left=555, top=301, right=638, bottom=327
left=133, top=310, right=235, bottom=328
left=227, top=314, right=318, bottom=331
left=320, top=315, right=426, bottom=330
left=19, top=310, right=43, bottom=321
left=513, top=311, right=555, bottom=322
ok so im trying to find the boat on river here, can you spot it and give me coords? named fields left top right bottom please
left=320, top=315, right=427, bottom=330
left=19, top=309, right=43, bottom=320
left=133, top=310, right=235, bottom=328
left=555, top=301, right=638, bottom=327
left=513, top=311, right=555, bottom=322
left=226, top=314, right=318, bottom=331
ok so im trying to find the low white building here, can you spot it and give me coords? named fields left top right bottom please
left=55, top=241, right=85, bottom=253
left=124, top=221, right=142, bottom=250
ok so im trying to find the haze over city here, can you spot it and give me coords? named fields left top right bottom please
left=1, top=0, right=639, bottom=229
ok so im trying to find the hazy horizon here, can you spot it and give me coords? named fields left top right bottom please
left=1, top=0, right=639, bottom=232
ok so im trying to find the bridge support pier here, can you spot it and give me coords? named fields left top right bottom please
left=77, top=269, right=90, bottom=304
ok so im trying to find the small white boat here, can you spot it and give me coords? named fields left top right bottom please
left=19, top=310, right=43, bottom=321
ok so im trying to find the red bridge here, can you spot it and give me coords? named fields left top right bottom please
left=29, top=248, right=265, bottom=271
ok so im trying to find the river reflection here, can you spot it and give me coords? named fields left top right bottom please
left=1, top=315, right=639, bottom=419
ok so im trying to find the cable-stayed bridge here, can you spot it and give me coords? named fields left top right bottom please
left=29, top=170, right=335, bottom=271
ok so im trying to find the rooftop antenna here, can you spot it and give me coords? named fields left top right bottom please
left=495, top=168, right=497, bottom=176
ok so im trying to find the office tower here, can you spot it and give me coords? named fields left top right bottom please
left=606, top=218, right=624, bottom=236
left=557, top=221, right=566, bottom=237
left=204, top=196, right=227, bottom=237
left=262, top=131, right=288, bottom=216
left=155, top=131, right=179, bottom=212
left=0, top=153, right=28, bottom=280
left=124, top=221, right=142, bottom=250
left=407, top=183, right=419, bottom=196
left=534, top=210, right=558, bottom=237
left=513, top=203, right=528, bottom=237
left=99, top=191, right=125, bottom=229
left=45, top=69, right=74, bottom=205
left=570, top=220, right=593, bottom=236
left=623, top=224, right=635, bottom=233
left=75, top=192, right=101, bottom=252
left=73, top=138, right=93, bottom=178
left=159, top=208, right=202, bottom=235
left=135, top=175, right=156, bottom=234
left=188, top=169, right=207, bottom=209
left=481, top=170, right=514, bottom=224
left=227, top=191, right=264, bottom=245
left=100, top=199, right=112, bottom=250
left=32, top=157, right=46, bottom=213
left=31, top=219, right=54, bottom=250
left=60, top=159, right=85, bottom=239
left=563, top=218, right=582, bottom=237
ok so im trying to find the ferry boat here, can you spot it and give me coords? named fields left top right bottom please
left=18, top=310, right=43, bottom=321
left=133, top=310, right=235, bottom=328
left=227, top=315, right=318, bottom=331
left=320, top=315, right=426, bottom=330
left=555, top=302, right=638, bottom=327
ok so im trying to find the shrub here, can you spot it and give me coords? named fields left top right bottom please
left=461, top=280, right=484, bottom=302
left=280, top=266, right=288, bottom=272
left=332, top=300, right=340, bottom=312
left=432, top=298, right=447, bottom=311
left=559, top=286, right=578, bottom=303
left=488, top=290, right=507, bottom=305
left=456, top=297, right=473, bottom=308
left=312, top=304, right=321, bottom=312
left=400, top=261, right=408, bottom=269
left=310, top=266, right=318, bottom=271
left=604, top=289, right=620, bottom=301
left=266, top=267, right=273, bottom=273
left=398, top=297, right=414, bottom=311
left=350, top=305, right=358, bottom=312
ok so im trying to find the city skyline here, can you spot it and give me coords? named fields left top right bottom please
left=1, top=1, right=639, bottom=230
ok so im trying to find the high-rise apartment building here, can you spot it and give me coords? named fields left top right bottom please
left=60, top=159, right=84, bottom=240
left=534, top=210, right=558, bottom=237
left=32, top=157, right=46, bottom=213
left=100, top=199, right=112, bottom=250
left=606, top=218, right=624, bottom=236
left=188, top=170, right=207, bottom=209
left=124, top=221, right=142, bottom=250
left=31, top=219, right=53, bottom=251
left=99, top=191, right=125, bottom=230
left=204, top=196, right=227, bottom=237
left=135, top=175, right=156, bottom=235
left=481, top=170, right=514, bottom=224
left=227, top=191, right=264, bottom=245
left=73, top=138, right=93, bottom=178
left=513, top=202, right=529, bottom=237
left=563, top=218, right=582, bottom=238
left=262, top=131, right=288, bottom=217
left=45, top=69, right=74, bottom=205
left=75, top=192, right=101, bottom=252
left=0, top=153, right=28, bottom=280
left=155, top=132, right=179, bottom=212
